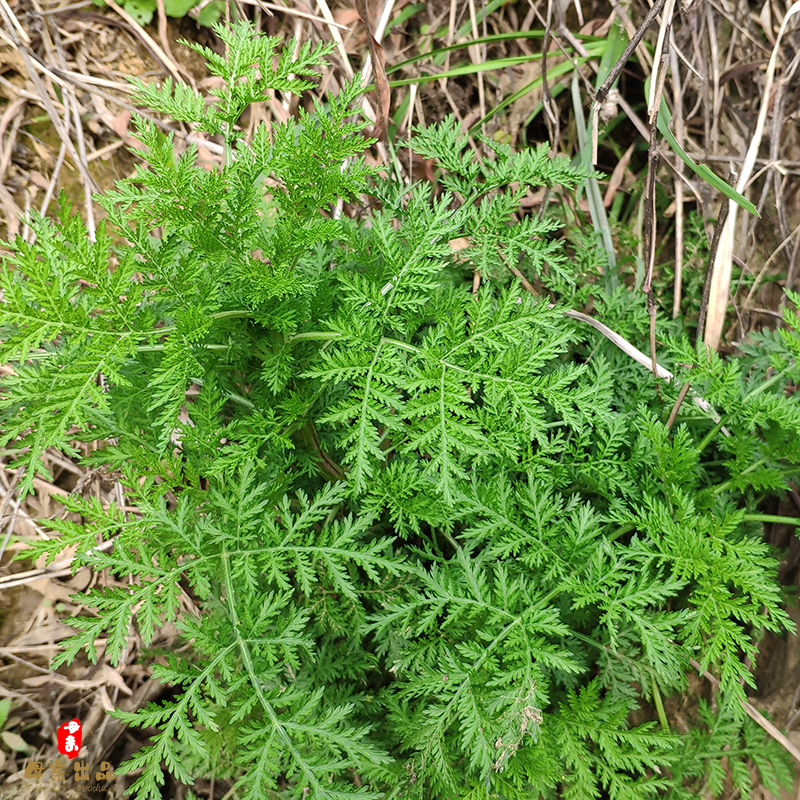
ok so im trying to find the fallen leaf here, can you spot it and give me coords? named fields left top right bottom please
left=1, top=731, right=30, bottom=752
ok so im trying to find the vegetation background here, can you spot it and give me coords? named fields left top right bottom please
left=0, top=0, right=799, bottom=797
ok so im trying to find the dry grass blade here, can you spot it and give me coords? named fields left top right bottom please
left=316, top=0, right=356, bottom=77
left=704, top=0, right=800, bottom=350
left=355, top=0, right=390, bottom=141
left=669, top=47, right=685, bottom=319
left=0, top=0, right=30, bottom=44
left=696, top=176, right=733, bottom=343
left=0, top=5, right=89, bottom=213
left=563, top=307, right=725, bottom=423
left=497, top=276, right=725, bottom=423
left=541, top=0, right=560, bottom=151
left=251, top=1, right=352, bottom=29
left=467, top=0, right=486, bottom=136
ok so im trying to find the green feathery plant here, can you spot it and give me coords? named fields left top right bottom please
left=2, top=21, right=800, bottom=799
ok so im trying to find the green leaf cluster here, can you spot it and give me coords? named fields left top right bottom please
left=2, top=22, right=798, bottom=800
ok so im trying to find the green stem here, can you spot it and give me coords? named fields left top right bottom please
left=381, top=337, right=422, bottom=355
left=652, top=676, right=670, bottom=733
left=137, top=343, right=229, bottom=353
left=608, top=523, right=636, bottom=542
left=221, top=551, right=324, bottom=794
left=711, top=457, right=768, bottom=496
left=743, top=513, right=800, bottom=526
left=154, top=309, right=253, bottom=337
left=189, top=376, right=254, bottom=409
left=288, top=331, right=343, bottom=343
left=696, top=417, right=728, bottom=454
left=712, top=463, right=800, bottom=497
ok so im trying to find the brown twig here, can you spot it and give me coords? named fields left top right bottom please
left=666, top=380, right=691, bottom=429
left=595, top=0, right=667, bottom=107
left=592, top=0, right=671, bottom=164
left=669, top=47, right=686, bottom=319
left=355, top=0, right=390, bottom=142
left=642, top=0, right=676, bottom=379
left=541, top=0, right=560, bottom=153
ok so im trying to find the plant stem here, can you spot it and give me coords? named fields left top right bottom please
left=652, top=676, right=670, bottom=732
left=289, top=331, right=343, bottom=342
left=744, top=513, right=800, bottom=526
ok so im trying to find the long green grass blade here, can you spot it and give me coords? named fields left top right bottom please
left=385, top=31, right=604, bottom=75
left=657, top=98, right=759, bottom=217
left=467, top=49, right=604, bottom=133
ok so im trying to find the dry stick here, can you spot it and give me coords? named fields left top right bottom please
left=0, top=184, right=22, bottom=238
left=441, top=0, right=458, bottom=85
left=241, top=0, right=351, bottom=30
left=689, top=657, right=800, bottom=766
left=0, top=113, right=23, bottom=190
left=354, top=0, right=392, bottom=142
left=541, top=0, right=560, bottom=152
left=507, top=265, right=724, bottom=422
left=315, top=0, right=384, bottom=164
left=316, top=0, right=355, bottom=78
left=643, top=116, right=661, bottom=379
left=642, top=0, right=676, bottom=379
left=705, top=2, right=721, bottom=156
left=743, top=218, right=800, bottom=311
left=358, top=0, right=396, bottom=87
left=782, top=233, right=800, bottom=304
left=467, top=0, right=486, bottom=137
left=646, top=0, right=676, bottom=115
left=0, top=539, right=118, bottom=589
left=665, top=380, right=691, bottom=429
left=606, top=0, right=654, bottom=73
left=14, top=57, right=225, bottom=156
left=592, top=0, right=667, bottom=163
left=669, top=48, right=685, bottom=319
left=0, top=0, right=29, bottom=44
left=71, top=96, right=97, bottom=239
left=525, top=0, right=596, bottom=99
left=39, top=142, right=67, bottom=216
left=155, top=0, right=196, bottom=90
left=769, top=50, right=800, bottom=261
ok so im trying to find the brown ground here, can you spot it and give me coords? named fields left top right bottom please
left=1, top=0, right=800, bottom=798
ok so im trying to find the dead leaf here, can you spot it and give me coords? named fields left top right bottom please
left=1, top=731, right=31, bottom=752
left=101, top=665, right=132, bottom=696
left=334, top=7, right=361, bottom=26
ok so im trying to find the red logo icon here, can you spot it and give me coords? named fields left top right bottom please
left=56, top=719, right=82, bottom=759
